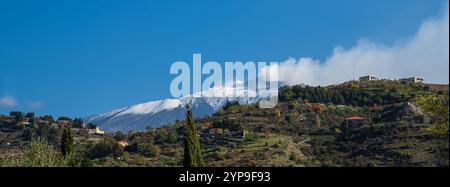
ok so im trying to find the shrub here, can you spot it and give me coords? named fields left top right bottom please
left=223, top=101, right=240, bottom=111
left=113, top=131, right=127, bottom=141
left=80, top=158, right=95, bottom=167
left=143, top=144, right=161, bottom=158
left=86, top=138, right=123, bottom=159
left=0, top=138, right=76, bottom=167
left=167, top=132, right=178, bottom=143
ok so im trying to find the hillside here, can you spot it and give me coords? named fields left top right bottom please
left=1, top=80, right=448, bottom=167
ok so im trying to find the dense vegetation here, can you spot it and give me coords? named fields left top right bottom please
left=279, top=80, right=432, bottom=106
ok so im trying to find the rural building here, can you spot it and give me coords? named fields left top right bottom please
left=88, top=126, right=105, bottom=135
left=209, top=128, right=230, bottom=135
left=209, top=128, right=224, bottom=134
left=20, top=121, right=31, bottom=126
left=231, top=131, right=246, bottom=141
left=359, top=75, right=379, bottom=82
left=343, top=116, right=368, bottom=130
left=50, top=123, right=60, bottom=129
left=399, top=77, right=424, bottom=84
left=116, top=140, right=129, bottom=148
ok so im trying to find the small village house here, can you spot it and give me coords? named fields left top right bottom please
left=209, top=128, right=225, bottom=134
left=359, top=75, right=379, bottom=82
left=231, top=131, right=246, bottom=141
left=88, top=126, right=105, bottom=135
left=399, top=77, right=424, bottom=84
left=343, top=116, right=368, bottom=130
left=116, top=140, right=129, bottom=148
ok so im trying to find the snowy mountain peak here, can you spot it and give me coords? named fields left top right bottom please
left=117, top=99, right=183, bottom=116
left=84, top=82, right=280, bottom=132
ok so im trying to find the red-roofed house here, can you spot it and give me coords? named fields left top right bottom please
left=343, top=116, right=368, bottom=130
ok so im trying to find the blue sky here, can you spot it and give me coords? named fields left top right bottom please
left=0, top=0, right=447, bottom=118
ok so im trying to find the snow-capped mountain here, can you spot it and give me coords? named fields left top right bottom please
left=83, top=81, right=280, bottom=132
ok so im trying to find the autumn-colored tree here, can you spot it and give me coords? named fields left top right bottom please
left=417, top=94, right=449, bottom=139
left=274, top=108, right=282, bottom=119
left=314, top=114, right=321, bottom=128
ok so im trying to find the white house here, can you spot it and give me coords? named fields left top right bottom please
left=359, top=75, right=378, bottom=82
left=399, top=77, right=424, bottom=84
left=88, top=126, right=105, bottom=135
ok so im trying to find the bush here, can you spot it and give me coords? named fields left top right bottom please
left=10, top=111, right=25, bottom=122
left=0, top=138, right=76, bottom=167
left=167, top=132, right=178, bottom=143
left=113, top=131, right=127, bottom=141
left=86, top=138, right=123, bottom=159
left=80, top=158, right=95, bottom=167
left=142, top=144, right=161, bottom=157
left=223, top=101, right=240, bottom=111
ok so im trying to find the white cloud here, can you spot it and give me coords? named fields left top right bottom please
left=0, top=96, right=17, bottom=107
left=25, top=100, right=44, bottom=109
left=263, top=3, right=449, bottom=86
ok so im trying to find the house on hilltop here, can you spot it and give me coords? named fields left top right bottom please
left=359, top=75, right=379, bottom=82
left=399, top=77, right=424, bottom=84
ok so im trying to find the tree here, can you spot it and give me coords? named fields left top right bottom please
left=41, top=115, right=55, bottom=123
left=60, top=126, right=74, bottom=157
left=183, top=106, right=204, bottom=167
left=127, top=129, right=136, bottom=141
left=22, top=128, right=34, bottom=141
left=167, top=132, right=178, bottom=143
left=47, top=127, right=59, bottom=145
left=57, top=116, right=72, bottom=121
left=417, top=94, right=449, bottom=139
left=114, top=131, right=126, bottom=141
left=10, top=111, right=25, bottom=122
left=29, top=117, right=38, bottom=129
left=73, top=118, right=84, bottom=128
left=280, top=88, right=294, bottom=102
left=36, top=123, right=50, bottom=140
left=36, top=122, right=58, bottom=144
left=374, top=95, right=383, bottom=105
left=143, top=144, right=161, bottom=158
left=337, top=94, right=346, bottom=105
left=86, top=138, right=123, bottom=159
left=25, top=112, right=35, bottom=119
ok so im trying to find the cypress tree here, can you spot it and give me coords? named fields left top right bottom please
left=61, top=126, right=74, bottom=157
left=183, top=106, right=204, bottom=167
